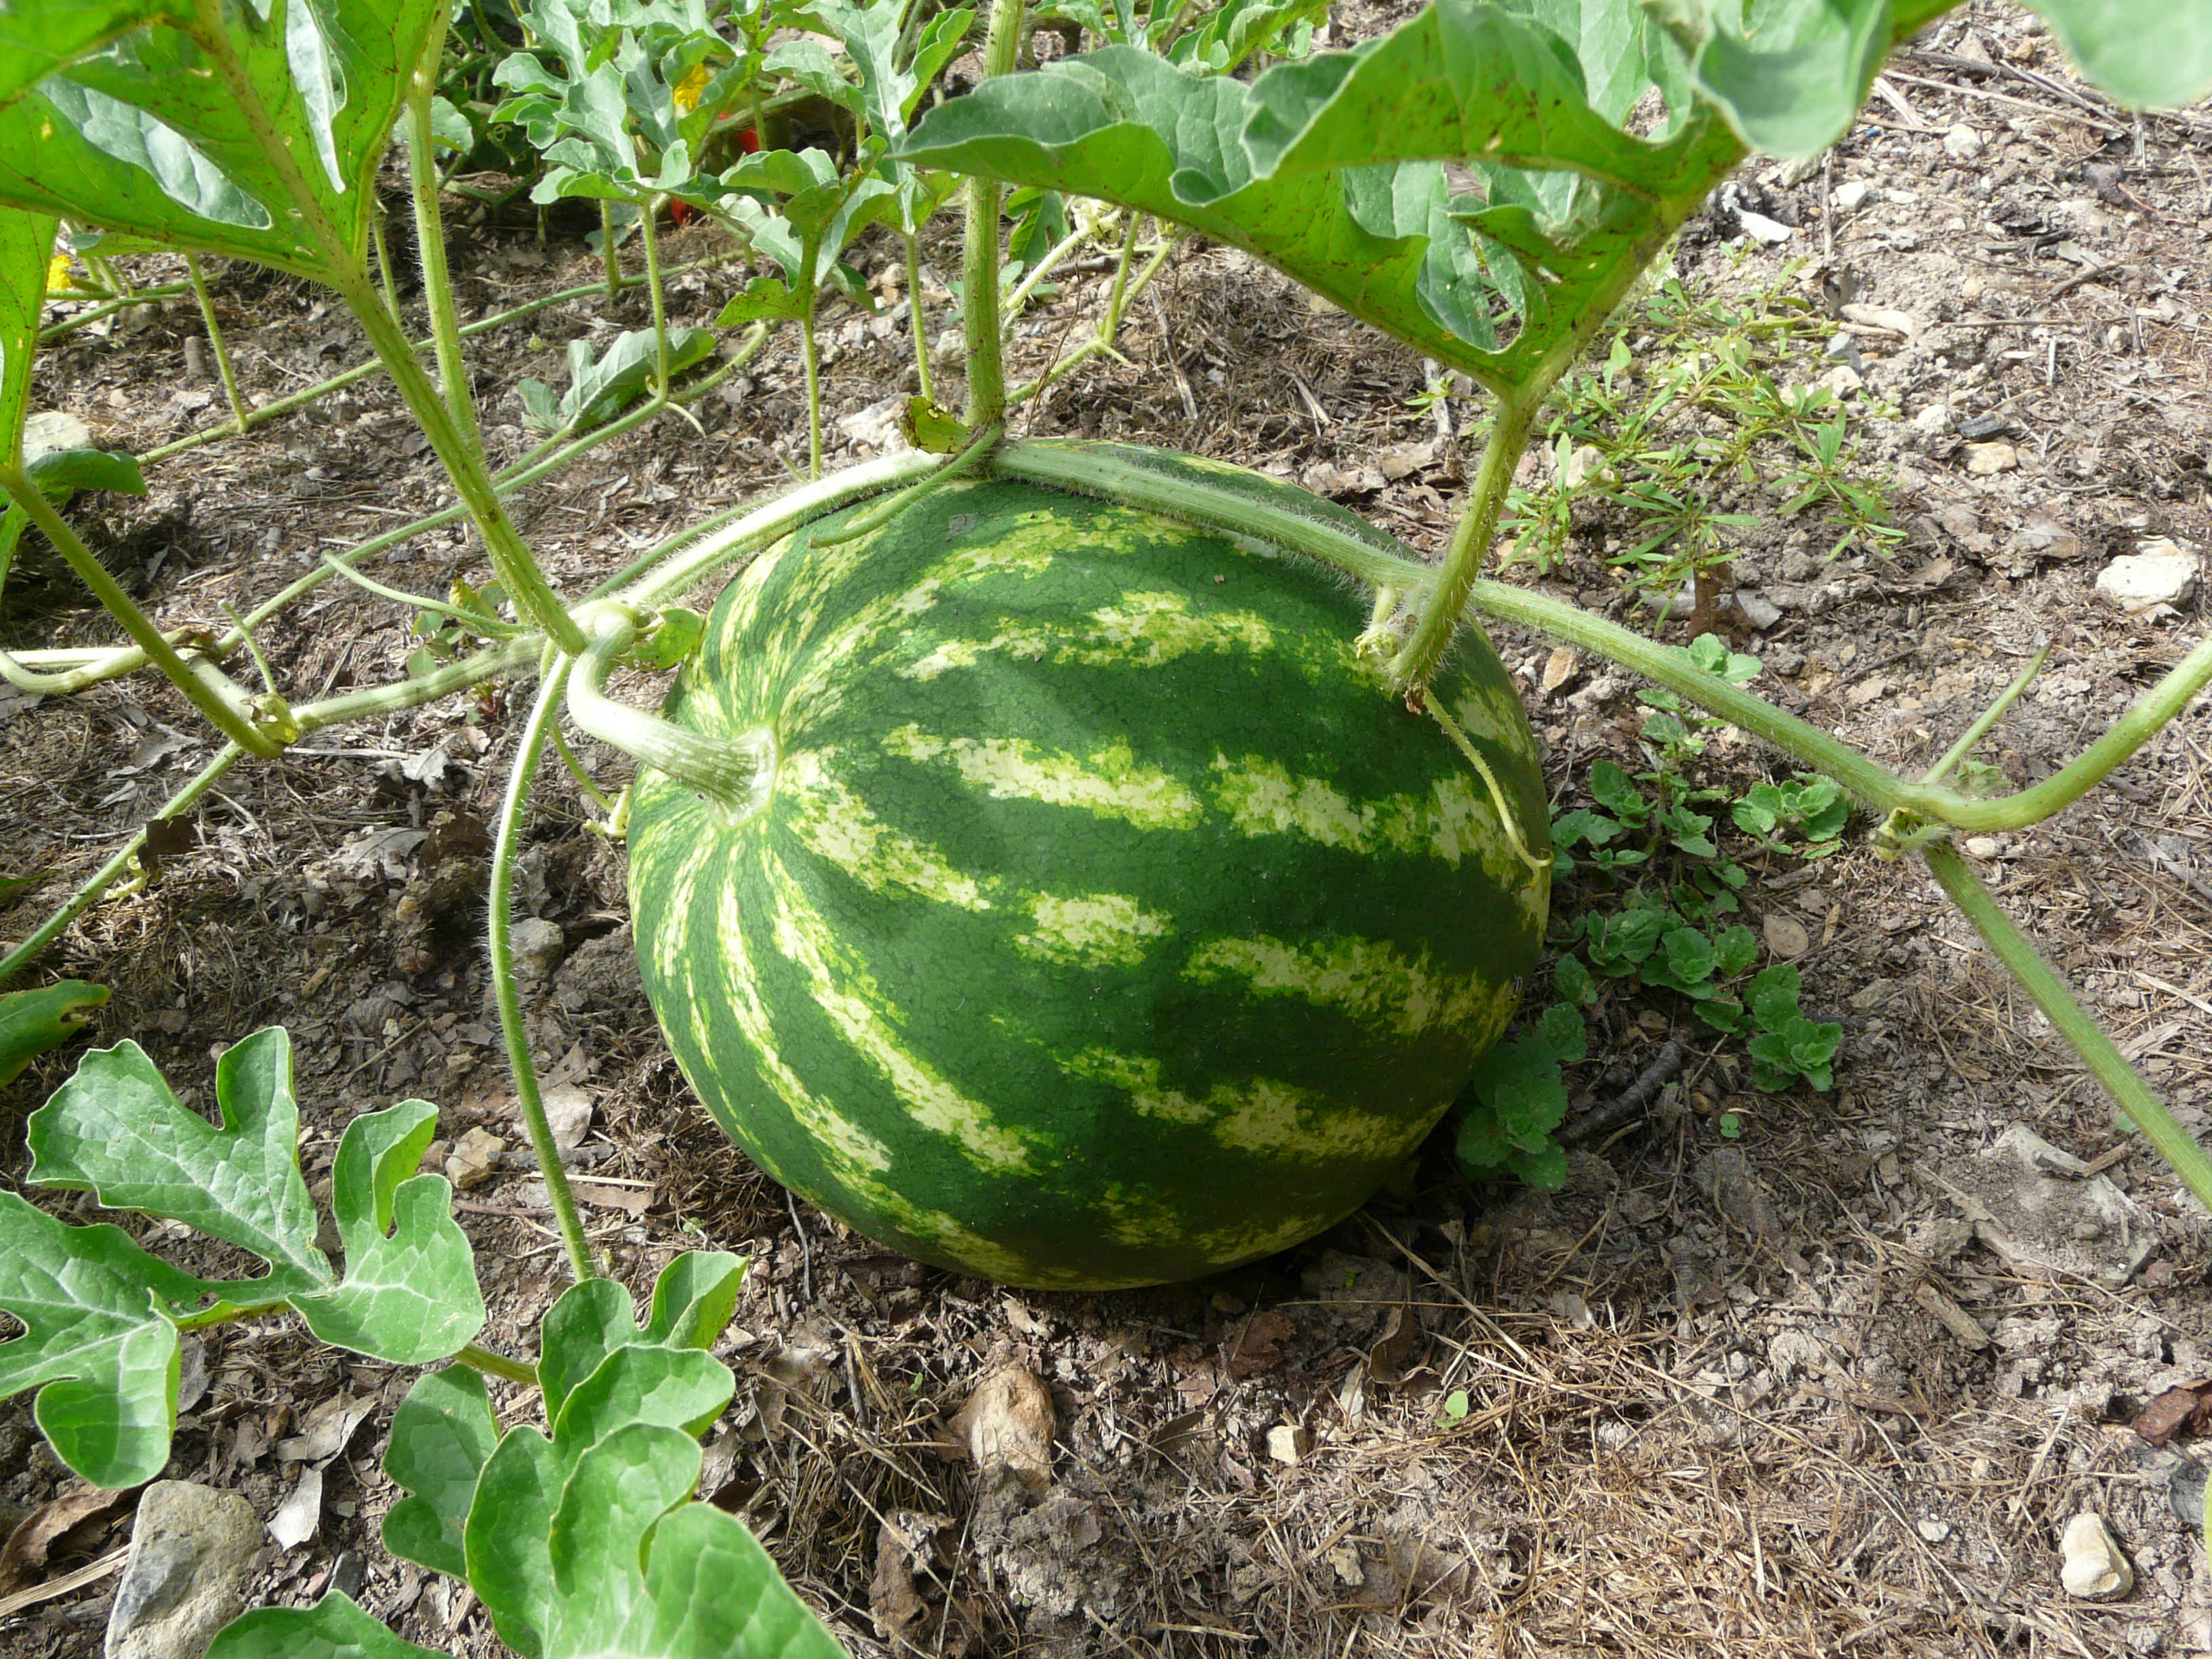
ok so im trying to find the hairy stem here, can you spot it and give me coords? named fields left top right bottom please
left=960, top=0, right=1027, bottom=428
left=565, top=607, right=777, bottom=817
left=641, top=194, right=672, bottom=401
left=800, top=300, right=823, bottom=478
left=1390, top=394, right=1538, bottom=692
left=1925, top=840, right=2212, bottom=1213
left=453, top=1342, right=540, bottom=1387
left=404, top=75, right=486, bottom=453
left=904, top=227, right=933, bottom=405
left=0, top=467, right=285, bottom=756
left=183, top=255, right=249, bottom=435
left=491, top=658, right=596, bottom=1284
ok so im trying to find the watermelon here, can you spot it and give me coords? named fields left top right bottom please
left=626, top=463, right=1549, bottom=1290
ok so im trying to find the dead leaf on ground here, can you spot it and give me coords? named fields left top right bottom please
left=869, top=1511, right=953, bottom=1644
left=1367, top=1303, right=1420, bottom=1387
left=2133, top=1380, right=2212, bottom=1447
left=949, top=1366, right=1054, bottom=1495
left=1223, top=1309, right=1296, bottom=1379
left=268, top=1465, right=323, bottom=1551
left=276, top=1394, right=373, bottom=1464
left=0, top=1487, right=136, bottom=1595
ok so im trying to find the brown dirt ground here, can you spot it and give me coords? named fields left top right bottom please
left=7, top=3, right=2212, bottom=1656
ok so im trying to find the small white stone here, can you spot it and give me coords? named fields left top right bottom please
left=1819, top=364, right=1863, bottom=398
left=1735, top=590, right=1783, bottom=632
left=1563, top=443, right=1607, bottom=490
left=1917, top=1517, right=1952, bottom=1543
left=1944, top=123, right=1985, bottom=161
left=1964, top=441, right=2018, bottom=476
left=1912, top=403, right=1953, bottom=436
left=2060, top=1513, right=2133, bottom=1600
left=1832, top=180, right=1872, bottom=212
left=2096, top=540, right=2200, bottom=612
left=1736, top=209, right=1793, bottom=245
left=1964, top=837, right=2000, bottom=860
left=1265, top=1425, right=1313, bottom=1465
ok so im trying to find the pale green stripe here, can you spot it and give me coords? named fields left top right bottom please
left=762, top=854, right=1040, bottom=1172
left=1183, top=933, right=1515, bottom=1040
left=884, top=725, right=1205, bottom=831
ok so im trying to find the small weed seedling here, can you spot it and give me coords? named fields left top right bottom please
left=1457, top=637, right=1845, bottom=1185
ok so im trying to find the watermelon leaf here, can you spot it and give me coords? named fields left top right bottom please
left=382, top=1366, right=499, bottom=1580
left=207, top=1593, right=444, bottom=1659
left=1, top=1029, right=484, bottom=1488
left=0, top=0, right=443, bottom=278
left=0, top=980, right=106, bottom=1086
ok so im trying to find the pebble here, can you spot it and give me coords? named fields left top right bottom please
left=446, top=1126, right=508, bottom=1190
left=106, top=1482, right=260, bottom=1659
left=1917, top=1518, right=1952, bottom=1543
left=1736, top=209, right=1792, bottom=245
left=1964, top=441, right=2018, bottom=476
left=1943, top=123, right=1985, bottom=161
left=1265, top=1425, right=1313, bottom=1466
left=1763, top=914, right=1809, bottom=960
left=1734, top=590, right=1782, bottom=632
left=1963, top=837, right=1999, bottom=859
left=1818, top=364, right=1863, bottom=398
left=1832, top=179, right=1872, bottom=212
left=2096, top=539, right=2200, bottom=611
left=508, top=917, right=566, bottom=983
left=1911, top=403, right=1952, bottom=436
left=2059, top=1513, right=2133, bottom=1601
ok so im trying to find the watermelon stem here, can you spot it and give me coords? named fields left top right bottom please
left=1390, top=391, right=1540, bottom=694
left=811, top=422, right=1003, bottom=548
left=491, top=657, right=598, bottom=1285
left=567, top=607, right=778, bottom=821
left=960, top=0, right=1029, bottom=430
left=1925, top=840, right=2212, bottom=1216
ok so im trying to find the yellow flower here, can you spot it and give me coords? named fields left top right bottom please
left=672, top=60, right=712, bottom=115
left=45, top=254, right=77, bottom=295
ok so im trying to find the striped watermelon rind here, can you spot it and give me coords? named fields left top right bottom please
left=627, top=472, right=1549, bottom=1290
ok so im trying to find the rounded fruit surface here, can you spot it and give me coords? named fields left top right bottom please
left=627, top=470, right=1548, bottom=1290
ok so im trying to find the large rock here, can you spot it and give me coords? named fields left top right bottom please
left=106, top=1482, right=262, bottom=1659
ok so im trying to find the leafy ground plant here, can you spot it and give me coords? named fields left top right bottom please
left=2, top=1030, right=844, bottom=1659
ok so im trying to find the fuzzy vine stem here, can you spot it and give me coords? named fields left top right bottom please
left=491, top=655, right=596, bottom=1285
left=1389, top=393, right=1538, bottom=692
left=1919, top=641, right=2047, bottom=785
left=640, top=195, right=672, bottom=401
left=960, top=0, right=1027, bottom=430
left=0, top=465, right=287, bottom=756
left=809, top=422, right=1003, bottom=548
left=1924, top=840, right=2212, bottom=1214
left=182, top=255, right=249, bottom=436
left=800, top=276, right=824, bottom=478
left=453, top=1342, right=539, bottom=1387
left=565, top=607, right=777, bottom=818
left=903, top=228, right=933, bottom=405
left=403, top=66, right=486, bottom=454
